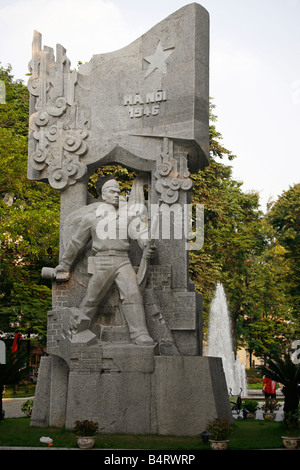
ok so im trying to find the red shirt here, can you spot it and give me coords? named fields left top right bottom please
left=263, top=377, right=277, bottom=394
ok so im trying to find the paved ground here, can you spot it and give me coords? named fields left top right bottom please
left=233, top=405, right=284, bottom=421
left=2, top=397, right=32, bottom=418
left=233, top=389, right=284, bottom=421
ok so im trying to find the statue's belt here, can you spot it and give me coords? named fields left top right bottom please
left=94, top=250, right=129, bottom=257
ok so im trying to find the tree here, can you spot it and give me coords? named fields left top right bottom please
left=241, top=184, right=300, bottom=361
left=189, top=104, right=297, bottom=361
left=267, top=183, right=300, bottom=324
left=0, top=65, right=60, bottom=342
left=0, top=64, right=28, bottom=136
left=0, top=346, right=30, bottom=419
left=242, top=218, right=296, bottom=360
left=189, top=102, right=264, bottom=342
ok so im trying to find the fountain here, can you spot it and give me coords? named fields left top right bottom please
left=206, top=283, right=248, bottom=396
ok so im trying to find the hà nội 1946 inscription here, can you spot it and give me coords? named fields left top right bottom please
left=123, top=90, right=167, bottom=118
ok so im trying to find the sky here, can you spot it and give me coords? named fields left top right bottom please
left=0, top=0, right=299, bottom=212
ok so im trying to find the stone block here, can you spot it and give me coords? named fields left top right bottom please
left=49, top=356, right=69, bottom=427
left=30, top=356, right=52, bottom=427
left=150, top=356, right=232, bottom=435
left=65, top=370, right=153, bottom=434
left=101, top=343, right=155, bottom=373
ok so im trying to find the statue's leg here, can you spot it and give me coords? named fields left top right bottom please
left=115, top=262, right=154, bottom=346
left=81, top=260, right=115, bottom=324
left=121, top=303, right=154, bottom=345
left=72, top=256, right=115, bottom=340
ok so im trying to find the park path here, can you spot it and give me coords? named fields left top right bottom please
left=2, top=397, right=33, bottom=418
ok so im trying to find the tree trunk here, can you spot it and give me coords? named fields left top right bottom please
left=282, top=384, right=300, bottom=413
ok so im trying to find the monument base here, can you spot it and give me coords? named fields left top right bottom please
left=31, top=352, right=232, bottom=436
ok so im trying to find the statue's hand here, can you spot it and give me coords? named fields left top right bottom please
left=55, top=264, right=71, bottom=283
left=143, top=242, right=156, bottom=259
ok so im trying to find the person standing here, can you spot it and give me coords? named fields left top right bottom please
left=263, top=375, right=277, bottom=399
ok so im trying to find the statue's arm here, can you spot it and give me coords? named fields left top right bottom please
left=55, top=216, right=92, bottom=280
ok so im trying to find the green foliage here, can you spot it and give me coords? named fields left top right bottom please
left=209, top=101, right=236, bottom=161
left=88, top=165, right=137, bottom=198
left=258, top=355, right=300, bottom=414
left=261, top=398, right=280, bottom=413
left=242, top=400, right=259, bottom=413
left=0, top=65, right=60, bottom=339
left=20, top=399, right=33, bottom=416
left=190, top=102, right=298, bottom=357
left=0, top=346, right=31, bottom=418
left=190, top=103, right=265, bottom=339
left=267, top=183, right=300, bottom=322
left=0, top=64, right=29, bottom=136
left=3, top=383, right=35, bottom=398
left=0, top=347, right=30, bottom=388
left=242, top=218, right=295, bottom=359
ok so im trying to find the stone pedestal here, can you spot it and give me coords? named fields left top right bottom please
left=31, top=352, right=232, bottom=435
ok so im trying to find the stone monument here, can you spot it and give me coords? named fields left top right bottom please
left=28, top=3, right=232, bottom=435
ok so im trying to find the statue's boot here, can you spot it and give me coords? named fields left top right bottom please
left=121, top=303, right=154, bottom=346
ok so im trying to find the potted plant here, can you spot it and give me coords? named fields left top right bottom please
left=242, top=399, right=258, bottom=419
left=281, top=411, right=300, bottom=450
left=261, top=398, right=280, bottom=420
left=205, top=418, right=233, bottom=450
left=73, top=419, right=99, bottom=449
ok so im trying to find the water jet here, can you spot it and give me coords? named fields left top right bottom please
left=206, top=283, right=247, bottom=396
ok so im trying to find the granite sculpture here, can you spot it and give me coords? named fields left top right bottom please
left=55, top=177, right=155, bottom=347
left=28, top=3, right=233, bottom=434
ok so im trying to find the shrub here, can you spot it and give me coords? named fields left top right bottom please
left=73, top=420, right=99, bottom=436
left=205, top=418, right=233, bottom=441
left=261, top=398, right=280, bottom=413
left=21, top=399, right=33, bottom=416
left=242, top=400, right=259, bottom=413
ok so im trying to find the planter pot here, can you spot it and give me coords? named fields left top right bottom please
left=263, top=412, right=276, bottom=421
left=76, top=436, right=96, bottom=449
left=209, top=440, right=229, bottom=450
left=246, top=412, right=256, bottom=419
left=281, top=437, right=300, bottom=450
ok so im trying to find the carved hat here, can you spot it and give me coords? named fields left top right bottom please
left=101, top=178, right=120, bottom=194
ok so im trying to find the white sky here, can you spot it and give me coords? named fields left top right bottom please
left=0, top=0, right=299, bottom=212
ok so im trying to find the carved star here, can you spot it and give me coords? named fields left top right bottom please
left=144, top=41, right=175, bottom=78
